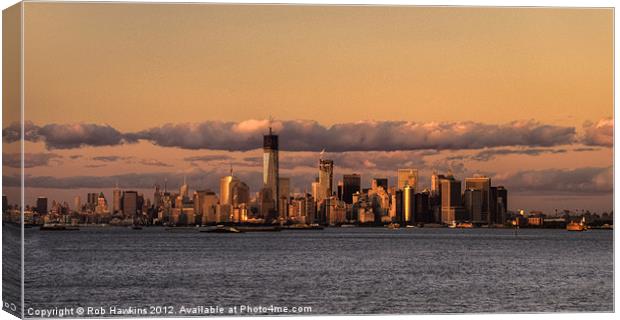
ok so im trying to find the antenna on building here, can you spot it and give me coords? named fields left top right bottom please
left=268, top=114, right=274, bottom=135
left=230, top=162, right=234, bottom=177
left=319, top=149, right=325, bottom=160
left=164, top=178, right=167, bottom=193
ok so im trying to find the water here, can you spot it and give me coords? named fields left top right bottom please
left=21, top=227, right=613, bottom=316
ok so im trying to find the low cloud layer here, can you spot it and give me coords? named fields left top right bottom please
left=494, top=166, right=612, bottom=194
left=4, top=119, right=591, bottom=152
left=2, top=153, right=63, bottom=168
left=582, top=118, right=613, bottom=147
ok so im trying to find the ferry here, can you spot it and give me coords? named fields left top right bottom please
left=201, top=226, right=242, bottom=233
left=567, top=218, right=587, bottom=232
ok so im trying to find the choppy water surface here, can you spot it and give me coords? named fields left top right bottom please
left=23, top=227, right=613, bottom=315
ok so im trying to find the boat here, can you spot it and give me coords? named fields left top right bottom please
left=236, top=226, right=281, bottom=232
left=40, top=224, right=79, bottom=231
left=448, top=221, right=457, bottom=228
left=456, top=222, right=474, bottom=229
left=386, top=223, right=400, bottom=229
left=130, top=225, right=143, bottom=230
left=340, top=224, right=357, bottom=228
left=284, top=224, right=324, bottom=230
left=200, top=226, right=242, bottom=233
left=567, top=218, right=587, bottom=231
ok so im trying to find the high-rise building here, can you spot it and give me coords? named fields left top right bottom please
left=342, top=174, right=361, bottom=204
left=113, top=187, right=122, bottom=214
left=403, top=185, right=415, bottom=224
left=87, top=192, right=98, bottom=209
left=263, top=127, right=279, bottom=215
left=397, top=169, right=418, bottom=190
left=318, top=159, right=334, bottom=203
left=431, top=171, right=446, bottom=196
left=371, top=178, right=388, bottom=191
left=465, top=176, right=491, bottom=224
left=220, top=170, right=250, bottom=207
left=36, top=197, right=48, bottom=214
left=73, top=196, right=81, bottom=212
left=278, top=177, right=290, bottom=219
left=122, top=191, right=138, bottom=218
left=441, top=178, right=464, bottom=224
left=463, top=188, right=483, bottom=222
left=180, top=176, right=189, bottom=199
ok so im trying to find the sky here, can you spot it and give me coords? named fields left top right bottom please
left=2, top=3, right=613, bottom=214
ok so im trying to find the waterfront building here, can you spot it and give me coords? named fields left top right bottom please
left=36, top=197, right=48, bottom=215
left=441, top=178, right=464, bottom=224
left=113, top=186, right=122, bottom=214
left=73, top=196, right=81, bottom=212
left=325, top=196, right=346, bottom=225
left=263, top=127, right=279, bottom=215
left=200, top=190, right=218, bottom=224
left=414, top=191, right=431, bottom=223
left=122, top=191, right=138, bottom=218
left=318, top=159, right=334, bottom=203
left=342, top=174, right=361, bottom=204
left=403, top=185, right=415, bottom=224
left=463, top=188, right=483, bottom=222
left=397, top=169, right=418, bottom=190
left=465, top=176, right=491, bottom=224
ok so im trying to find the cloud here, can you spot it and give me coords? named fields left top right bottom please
left=132, top=119, right=576, bottom=152
left=445, top=147, right=568, bottom=162
left=3, top=121, right=136, bottom=149
left=6, top=119, right=577, bottom=152
left=582, top=118, right=613, bottom=147
left=183, top=155, right=233, bottom=162
left=137, top=159, right=172, bottom=167
left=92, top=155, right=130, bottom=162
left=493, top=166, right=612, bottom=194
left=2, top=153, right=63, bottom=168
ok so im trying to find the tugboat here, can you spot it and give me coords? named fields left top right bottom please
left=201, top=225, right=242, bottom=233
left=567, top=217, right=587, bottom=231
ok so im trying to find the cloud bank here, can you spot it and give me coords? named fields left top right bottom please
left=4, top=119, right=590, bottom=152
left=582, top=118, right=613, bottom=147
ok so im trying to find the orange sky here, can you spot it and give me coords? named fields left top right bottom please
left=22, top=3, right=612, bottom=129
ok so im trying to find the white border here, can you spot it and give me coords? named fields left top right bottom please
left=0, top=1, right=616, bottom=320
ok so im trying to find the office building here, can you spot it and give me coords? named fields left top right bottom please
left=318, top=159, right=334, bottom=203
left=263, top=127, right=279, bottom=214
left=36, top=197, right=48, bottom=215
left=342, top=174, right=361, bottom=204
left=465, top=176, right=491, bottom=224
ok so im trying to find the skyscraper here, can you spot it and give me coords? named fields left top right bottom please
left=180, top=176, right=189, bottom=199
left=441, top=178, right=463, bottom=224
left=403, top=185, right=415, bottom=224
left=263, top=127, right=279, bottom=215
left=73, top=196, right=81, bottom=212
left=113, top=187, right=122, bottom=214
left=397, top=169, right=418, bottom=190
left=318, top=159, right=334, bottom=203
left=465, top=176, right=491, bottom=224
left=342, top=174, right=361, bottom=204
left=36, top=197, right=48, bottom=215
left=122, top=191, right=138, bottom=218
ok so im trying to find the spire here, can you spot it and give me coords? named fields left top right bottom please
left=183, top=174, right=187, bottom=185
left=230, top=162, right=234, bottom=177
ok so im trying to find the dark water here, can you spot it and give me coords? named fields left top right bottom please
left=23, top=227, right=613, bottom=316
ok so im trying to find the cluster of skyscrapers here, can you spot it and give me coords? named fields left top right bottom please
left=8, top=126, right=509, bottom=227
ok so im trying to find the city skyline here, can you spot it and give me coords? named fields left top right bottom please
left=2, top=4, right=613, bottom=213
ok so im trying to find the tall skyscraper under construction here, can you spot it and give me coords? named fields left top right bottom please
left=263, top=127, right=279, bottom=216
